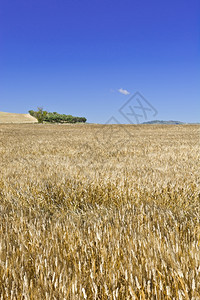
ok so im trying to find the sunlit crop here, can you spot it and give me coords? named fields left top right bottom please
left=0, top=124, right=199, bottom=299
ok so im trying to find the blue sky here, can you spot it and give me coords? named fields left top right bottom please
left=0, top=0, right=199, bottom=123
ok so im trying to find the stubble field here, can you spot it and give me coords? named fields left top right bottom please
left=0, top=124, right=199, bottom=299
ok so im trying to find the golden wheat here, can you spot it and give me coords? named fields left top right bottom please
left=0, top=112, right=37, bottom=124
left=0, top=123, right=199, bottom=299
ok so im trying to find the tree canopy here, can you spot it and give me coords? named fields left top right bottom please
left=29, top=109, right=87, bottom=124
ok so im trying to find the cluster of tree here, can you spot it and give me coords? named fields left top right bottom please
left=29, top=108, right=87, bottom=124
left=45, top=112, right=87, bottom=123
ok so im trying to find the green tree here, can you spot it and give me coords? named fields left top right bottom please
left=34, top=107, right=48, bottom=123
left=28, top=110, right=35, bottom=117
left=29, top=108, right=87, bottom=123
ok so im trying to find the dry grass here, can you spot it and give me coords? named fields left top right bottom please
left=0, top=112, right=37, bottom=124
left=0, top=123, right=199, bottom=299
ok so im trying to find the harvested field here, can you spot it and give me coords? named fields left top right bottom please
left=0, top=123, right=199, bottom=299
left=0, top=112, right=37, bottom=123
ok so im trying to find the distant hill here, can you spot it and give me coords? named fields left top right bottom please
left=0, top=112, right=37, bottom=123
left=142, top=120, right=185, bottom=125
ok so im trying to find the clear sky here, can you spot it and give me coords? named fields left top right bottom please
left=0, top=0, right=199, bottom=123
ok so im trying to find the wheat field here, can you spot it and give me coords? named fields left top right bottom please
left=0, top=123, right=199, bottom=299
left=0, top=112, right=37, bottom=124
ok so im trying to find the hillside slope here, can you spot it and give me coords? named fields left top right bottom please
left=0, top=112, right=37, bottom=123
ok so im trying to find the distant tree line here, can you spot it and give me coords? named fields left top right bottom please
left=29, top=108, right=87, bottom=124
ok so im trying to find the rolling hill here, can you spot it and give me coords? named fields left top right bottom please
left=0, top=112, right=37, bottom=123
left=142, top=120, right=185, bottom=125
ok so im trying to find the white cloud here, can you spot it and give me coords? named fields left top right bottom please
left=118, top=88, right=130, bottom=95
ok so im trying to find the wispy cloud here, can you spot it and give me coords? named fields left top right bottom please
left=118, top=88, right=130, bottom=95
